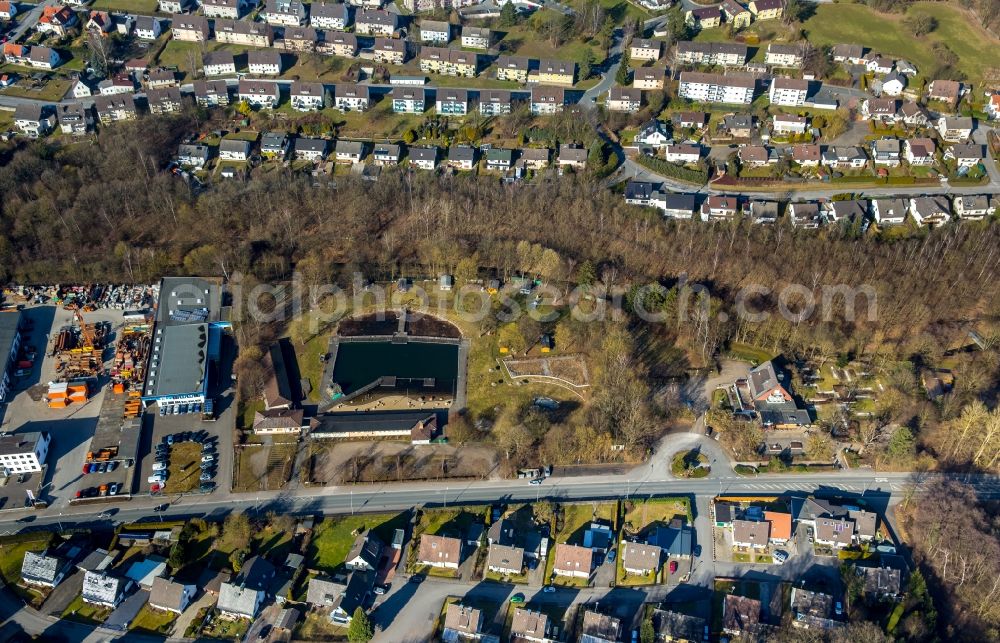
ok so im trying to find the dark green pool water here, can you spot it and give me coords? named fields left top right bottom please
left=332, top=340, right=458, bottom=395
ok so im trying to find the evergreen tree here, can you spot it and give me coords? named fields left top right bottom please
left=499, top=2, right=518, bottom=27
left=615, top=47, right=631, bottom=85
left=347, top=608, right=373, bottom=642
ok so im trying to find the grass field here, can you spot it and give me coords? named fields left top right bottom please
left=307, top=512, right=409, bottom=572
left=622, top=497, right=691, bottom=535
left=167, top=442, right=203, bottom=493
left=0, top=78, right=71, bottom=102
left=802, top=2, right=999, bottom=84
left=727, top=342, right=775, bottom=364
left=0, top=534, right=53, bottom=587
left=90, top=0, right=158, bottom=12
left=62, top=595, right=112, bottom=625
left=131, top=605, right=177, bottom=635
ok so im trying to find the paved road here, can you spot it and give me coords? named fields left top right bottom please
left=6, top=0, right=56, bottom=44
left=582, top=29, right=624, bottom=105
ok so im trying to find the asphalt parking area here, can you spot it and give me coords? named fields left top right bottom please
left=138, top=411, right=222, bottom=497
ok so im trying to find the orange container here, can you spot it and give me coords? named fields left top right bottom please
left=48, top=399, right=70, bottom=408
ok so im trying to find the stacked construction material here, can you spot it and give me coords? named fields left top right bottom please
left=46, top=380, right=89, bottom=408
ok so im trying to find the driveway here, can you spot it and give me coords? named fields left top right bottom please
left=40, top=568, right=84, bottom=617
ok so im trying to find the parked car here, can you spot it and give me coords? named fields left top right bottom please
left=835, top=601, right=843, bottom=616
left=373, top=585, right=386, bottom=595
left=774, top=550, right=789, bottom=564
left=153, top=504, right=169, bottom=512
left=152, top=462, right=167, bottom=471
left=606, top=549, right=616, bottom=563
left=147, top=473, right=166, bottom=484
left=82, top=464, right=90, bottom=475
left=165, top=435, right=174, bottom=445
left=529, top=478, right=542, bottom=485
left=201, top=454, right=215, bottom=463
left=542, top=585, right=555, bottom=593
left=199, top=482, right=216, bottom=492
left=108, top=483, right=118, bottom=496
left=106, top=461, right=117, bottom=472
left=98, top=462, right=108, bottom=473
left=88, top=463, right=99, bottom=473
left=669, top=560, right=678, bottom=573
left=200, top=472, right=213, bottom=482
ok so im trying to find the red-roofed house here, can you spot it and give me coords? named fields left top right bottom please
left=764, top=511, right=792, bottom=543
left=38, top=5, right=78, bottom=37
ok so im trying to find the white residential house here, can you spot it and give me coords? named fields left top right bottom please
left=134, top=16, right=162, bottom=40
left=159, top=0, right=196, bottom=13
left=419, top=19, right=450, bottom=43
left=58, top=102, right=93, bottom=135
left=881, top=71, right=906, bottom=97
left=871, top=138, right=901, bottom=166
left=769, top=77, right=809, bottom=107
left=772, top=114, right=808, bottom=135
left=21, top=551, right=72, bottom=589
left=238, top=80, right=280, bottom=108
left=700, top=196, right=739, bottom=221
left=13, top=105, right=56, bottom=139
left=203, top=51, right=237, bottom=76
left=909, top=196, right=951, bottom=226
left=248, top=50, right=282, bottom=76
left=606, top=87, right=642, bottom=112
left=293, top=137, right=328, bottom=162
left=678, top=72, right=755, bottom=105
left=201, top=0, right=252, bottom=19
left=946, top=144, right=983, bottom=167
left=937, top=116, right=973, bottom=142
left=392, top=86, right=425, bottom=114
left=765, top=43, right=803, bottom=68
left=82, top=572, right=130, bottom=609
left=335, top=84, right=370, bottom=111
left=436, top=89, right=469, bottom=116
left=310, top=2, right=350, bottom=31
left=219, top=139, right=251, bottom=161
left=171, top=14, right=210, bottom=41
left=460, top=26, right=490, bottom=49
left=904, top=138, right=935, bottom=166
left=635, top=119, right=669, bottom=147
left=664, top=144, right=701, bottom=164
left=356, top=9, right=397, bottom=36
left=28, top=46, right=61, bottom=70
left=149, top=577, right=196, bottom=614
left=954, top=195, right=992, bottom=220
left=871, top=198, right=908, bottom=226
left=290, top=81, right=325, bottom=111
left=409, top=146, right=437, bottom=170
left=263, top=0, right=308, bottom=27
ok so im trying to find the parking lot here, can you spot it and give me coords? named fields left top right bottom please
left=138, top=412, right=223, bottom=497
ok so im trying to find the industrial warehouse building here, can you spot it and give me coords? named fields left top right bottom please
left=0, top=310, right=24, bottom=404
left=141, top=277, right=230, bottom=414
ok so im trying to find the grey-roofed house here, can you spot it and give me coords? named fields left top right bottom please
left=373, top=143, right=402, bottom=165
left=330, top=571, right=373, bottom=625
left=621, top=542, right=661, bottom=574
left=238, top=79, right=280, bottom=108
left=479, top=89, right=513, bottom=116
left=203, top=51, right=237, bottom=77
left=294, top=137, right=328, bottom=162
left=306, top=576, right=347, bottom=609
left=558, top=144, right=587, bottom=169
left=581, top=610, right=622, bottom=643
left=408, top=145, right=438, bottom=170
left=57, top=102, right=92, bottom=135
left=13, top=103, right=56, bottom=137
left=335, top=140, right=366, bottom=163
left=448, top=145, right=477, bottom=170
left=82, top=571, right=130, bottom=608
left=857, top=565, right=903, bottom=601
left=21, top=551, right=71, bottom=588
left=733, top=519, right=770, bottom=548
left=149, top=577, right=196, bottom=614
left=193, top=79, right=231, bottom=107
left=650, top=520, right=693, bottom=557
left=219, top=138, right=251, bottom=161
left=310, top=1, right=350, bottom=31
left=653, top=193, right=697, bottom=220
left=487, top=543, right=524, bottom=575
left=218, top=582, right=262, bottom=619
left=653, top=609, right=708, bottom=642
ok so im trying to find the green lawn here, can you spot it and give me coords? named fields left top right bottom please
left=131, top=605, right=177, bottom=635
left=500, top=24, right=606, bottom=71
left=802, top=2, right=999, bottom=84
left=62, top=595, right=112, bottom=625
left=622, top=497, right=691, bottom=536
left=0, top=534, right=53, bottom=586
left=727, top=342, right=775, bottom=364
left=417, top=507, right=484, bottom=538
left=0, top=78, right=71, bottom=102
left=306, top=512, right=409, bottom=573
left=90, top=0, right=158, bottom=12
left=167, top=441, right=203, bottom=493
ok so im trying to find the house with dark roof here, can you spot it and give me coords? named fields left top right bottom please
left=747, top=360, right=811, bottom=428
left=346, top=532, right=384, bottom=572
